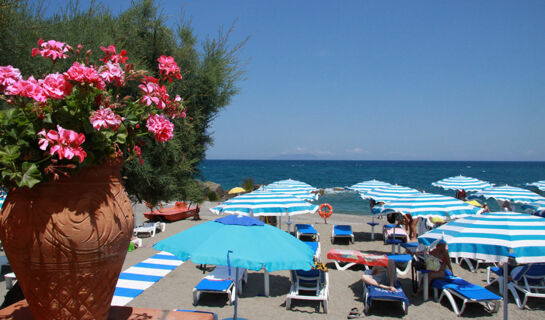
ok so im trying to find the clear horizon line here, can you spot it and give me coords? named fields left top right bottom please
left=204, top=158, right=545, bottom=162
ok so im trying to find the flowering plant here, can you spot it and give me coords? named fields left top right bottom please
left=0, top=39, right=186, bottom=189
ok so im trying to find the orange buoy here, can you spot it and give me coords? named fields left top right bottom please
left=318, top=203, right=333, bottom=223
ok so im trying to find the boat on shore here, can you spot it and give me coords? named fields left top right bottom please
left=144, top=202, right=199, bottom=222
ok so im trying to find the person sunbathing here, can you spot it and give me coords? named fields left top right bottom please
left=361, top=259, right=397, bottom=291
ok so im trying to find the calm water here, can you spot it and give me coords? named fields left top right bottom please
left=199, top=160, right=545, bottom=215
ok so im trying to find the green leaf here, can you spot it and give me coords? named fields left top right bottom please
left=0, top=145, right=21, bottom=164
left=18, top=162, right=42, bottom=188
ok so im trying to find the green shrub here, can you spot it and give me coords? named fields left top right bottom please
left=242, top=177, right=254, bottom=192
left=207, top=190, right=218, bottom=201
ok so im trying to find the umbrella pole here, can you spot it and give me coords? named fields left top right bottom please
left=234, top=267, right=239, bottom=320
left=503, top=262, right=508, bottom=320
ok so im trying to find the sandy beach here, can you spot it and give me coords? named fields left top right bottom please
left=114, top=201, right=544, bottom=320
left=0, top=201, right=543, bottom=319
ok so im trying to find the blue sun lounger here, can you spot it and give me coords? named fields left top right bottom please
left=192, top=266, right=247, bottom=306
left=331, top=225, right=354, bottom=244
left=431, top=275, right=501, bottom=316
left=362, top=276, right=409, bottom=315
left=295, top=224, right=319, bottom=241
left=303, top=241, right=321, bottom=262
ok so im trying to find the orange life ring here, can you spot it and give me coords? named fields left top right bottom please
left=318, top=203, right=333, bottom=219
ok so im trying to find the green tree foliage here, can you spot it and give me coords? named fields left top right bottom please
left=0, top=0, right=246, bottom=204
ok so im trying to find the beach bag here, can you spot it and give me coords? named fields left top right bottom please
left=425, top=255, right=441, bottom=271
left=411, top=253, right=427, bottom=293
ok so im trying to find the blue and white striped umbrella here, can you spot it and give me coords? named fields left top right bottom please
left=419, top=211, right=545, bottom=320
left=262, top=179, right=319, bottom=201
left=0, top=189, right=6, bottom=209
left=418, top=211, right=545, bottom=264
left=346, top=180, right=392, bottom=193
left=361, top=185, right=421, bottom=202
left=374, top=193, right=481, bottom=219
left=472, top=185, right=545, bottom=204
left=432, top=175, right=493, bottom=192
left=527, top=180, right=545, bottom=191
left=521, top=200, right=545, bottom=217
left=210, top=190, right=318, bottom=217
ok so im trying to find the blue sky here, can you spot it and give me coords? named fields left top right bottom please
left=46, top=1, right=545, bottom=161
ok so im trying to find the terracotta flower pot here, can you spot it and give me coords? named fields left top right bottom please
left=0, top=158, right=134, bottom=320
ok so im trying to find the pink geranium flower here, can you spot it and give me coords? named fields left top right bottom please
left=64, top=62, right=105, bottom=89
left=90, top=106, right=123, bottom=131
left=100, top=45, right=128, bottom=64
left=31, top=38, right=70, bottom=61
left=138, top=76, right=169, bottom=110
left=37, top=125, right=87, bottom=162
left=99, top=62, right=124, bottom=86
left=0, top=65, right=22, bottom=88
left=5, top=76, right=48, bottom=102
left=40, top=73, right=72, bottom=99
left=157, top=55, right=182, bottom=82
left=146, top=114, right=174, bottom=143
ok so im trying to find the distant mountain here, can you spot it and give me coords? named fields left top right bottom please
left=271, top=153, right=319, bottom=160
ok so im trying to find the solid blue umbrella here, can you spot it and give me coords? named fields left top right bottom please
left=418, top=212, right=545, bottom=320
left=373, top=193, right=481, bottom=219
left=432, top=175, right=493, bottom=192
left=473, top=185, right=545, bottom=204
left=154, top=215, right=314, bottom=319
left=154, top=214, right=314, bottom=270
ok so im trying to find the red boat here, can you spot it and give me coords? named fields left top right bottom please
left=144, top=202, right=199, bottom=222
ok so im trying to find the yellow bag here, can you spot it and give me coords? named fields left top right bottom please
left=425, top=255, right=441, bottom=271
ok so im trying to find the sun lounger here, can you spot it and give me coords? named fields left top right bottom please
left=327, top=249, right=388, bottom=271
left=303, top=241, right=321, bottom=262
left=286, top=269, right=329, bottom=313
left=387, top=254, right=413, bottom=276
left=133, top=222, right=166, bottom=238
left=431, top=275, right=501, bottom=316
left=505, top=263, right=545, bottom=309
left=192, top=266, right=247, bottom=306
left=330, top=225, right=354, bottom=244
left=362, top=271, right=409, bottom=315
left=295, top=224, right=319, bottom=241
left=382, top=224, right=408, bottom=244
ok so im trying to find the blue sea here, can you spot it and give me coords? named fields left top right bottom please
left=199, top=160, right=545, bottom=215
